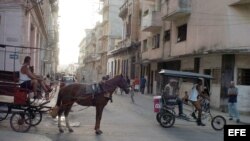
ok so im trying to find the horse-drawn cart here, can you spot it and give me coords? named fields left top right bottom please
left=0, top=44, right=58, bottom=132
left=0, top=71, right=57, bottom=132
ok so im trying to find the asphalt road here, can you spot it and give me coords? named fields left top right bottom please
left=0, top=92, right=224, bottom=141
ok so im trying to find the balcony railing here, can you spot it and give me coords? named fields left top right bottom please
left=162, top=0, right=191, bottom=21
left=229, top=0, right=250, bottom=5
left=119, top=0, right=128, bottom=18
left=117, top=38, right=131, bottom=49
left=141, top=10, right=162, bottom=32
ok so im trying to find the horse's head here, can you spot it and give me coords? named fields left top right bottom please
left=116, top=75, right=130, bottom=94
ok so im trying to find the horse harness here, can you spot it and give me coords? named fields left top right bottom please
left=74, top=83, right=113, bottom=105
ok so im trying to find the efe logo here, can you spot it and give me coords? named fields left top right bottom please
left=228, top=129, right=246, bottom=136
left=224, top=125, right=249, bottom=141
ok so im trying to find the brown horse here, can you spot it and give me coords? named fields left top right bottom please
left=53, top=75, right=129, bottom=134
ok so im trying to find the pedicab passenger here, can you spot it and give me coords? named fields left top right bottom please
left=19, top=56, right=52, bottom=99
left=162, top=79, right=186, bottom=117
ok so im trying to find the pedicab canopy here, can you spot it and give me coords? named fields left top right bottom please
left=159, top=69, right=213, bottom=79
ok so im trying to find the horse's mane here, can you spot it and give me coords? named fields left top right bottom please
left=100, top=75, right=122, bottom=92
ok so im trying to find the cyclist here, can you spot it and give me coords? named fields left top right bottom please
left=189, top=79, right=206, bottom=126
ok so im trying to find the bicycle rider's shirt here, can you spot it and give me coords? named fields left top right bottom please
left=19, top=65, right=31, bottom=84
left=189, top=84, right=200, bottom=102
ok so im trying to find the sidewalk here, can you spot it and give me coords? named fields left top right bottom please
left=183, top=104, right=250, bottom=125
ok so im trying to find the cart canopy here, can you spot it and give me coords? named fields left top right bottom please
left=159, top=69, right=213, bottom=79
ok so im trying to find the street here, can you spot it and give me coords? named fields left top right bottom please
left=0, top=92, right=223, bottom=141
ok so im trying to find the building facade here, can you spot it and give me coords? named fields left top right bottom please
left=140, top=0, right=250, bottom=112
left=79, top=0, right=250, bottom=113
left=99, top=0, right=124, bottom=77
left=107, top=0, right=141, bottom=80
left=0, top=0, right=59, bottom=77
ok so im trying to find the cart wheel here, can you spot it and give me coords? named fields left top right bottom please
left=0, top=105, right=9, bottom=121
left=211, top=115, right=226, bottom=131
left=10, top=113, right=31, bottom=132
left=159, top=112, right=175, bottom=128
left=25, top=108, right=42, bottom=126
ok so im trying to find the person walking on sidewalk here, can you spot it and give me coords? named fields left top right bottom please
left=227, top=81, right=240, bottom=123
left=140, top=76, right=146, bottom=94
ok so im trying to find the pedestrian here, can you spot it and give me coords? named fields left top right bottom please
left=227, top=81, right=240, bottom=123
left=140, top=76, right=146, bottom=94
left=118, top=75, right=129, bottom=95
left=126, top=75, right=130, bottom=86
left=134, top=77, right=140, bottom=92
left=182, top=91, right=189, bottom=105
left=130, top=77, right=139, bottom=103
left=130, top=86, right=135, bottom=103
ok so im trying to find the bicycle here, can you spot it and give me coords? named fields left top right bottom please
left=156, top=97, right=226, bottom=130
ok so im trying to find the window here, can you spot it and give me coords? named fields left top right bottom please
left=164, top=30, right=170, bottom=42
left=143, top=39, right=147, bottom=52
left=237, top=69, right=250, bottom=85
left=143, top=10, right=149, bottom=16
left=138, top=10, right=142, bottom=25
left=212, top=69, right=221, bottom=84
left=177, top=24, right=187, bottom=42
left=126, top=15, right=131, bottom=37
left=203, top=69, right=221, bottom=84
left=152, top=34, right=160, bottom=48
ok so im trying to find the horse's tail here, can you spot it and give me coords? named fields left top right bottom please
left=50, top=89, right=62, bottom=118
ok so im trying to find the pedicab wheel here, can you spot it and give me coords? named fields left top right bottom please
left=211, top=115, right=226, bottom=131
left=10, top=113, right=31, bottom=132
left=25, top=107, right=42, bottom=126
left=0, top=105, right=9, bottom=121
left=159, top=112, right=175, bottom=128
left=156, top=112, right=162, bottom=123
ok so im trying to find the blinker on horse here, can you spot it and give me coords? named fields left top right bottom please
left=52, top=75, right=129, bottom=135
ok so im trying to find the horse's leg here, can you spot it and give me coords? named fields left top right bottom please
left=64, top=105, right=74, bottom=132
left=58, top=109, right=64, bottom=133
left=95, top=105, right=105, bottom=135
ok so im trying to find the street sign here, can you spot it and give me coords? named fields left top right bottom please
left=9, top=54, right=18, bottom=59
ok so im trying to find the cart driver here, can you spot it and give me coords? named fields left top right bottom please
left=162, top=79, right=186, bottom=117
left=19, top=56, right=52, bottom=99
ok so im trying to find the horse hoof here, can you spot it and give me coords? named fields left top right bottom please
left=69, top=128, right=74, bottom=132
left=59, top=129, right=64, bottom=133
left=95, top=130, right=103, bottom=135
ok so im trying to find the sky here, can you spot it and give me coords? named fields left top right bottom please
left=58, top=0, right=101, bottom=66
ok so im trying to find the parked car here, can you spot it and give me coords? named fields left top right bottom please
left=60, top=75, right=76, bottom=87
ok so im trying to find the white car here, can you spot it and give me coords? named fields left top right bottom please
left=61, top=76, right=76, bottom=86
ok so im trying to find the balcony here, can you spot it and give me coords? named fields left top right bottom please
left=141, top=10, right=162, bottom=32
left=108, top=39, right=132, bottom=55
left=162, top=0, right=191, bottom=21
left=230, top=0, right=250, bottom=5
left=119, top=0, right=128, bottom=18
